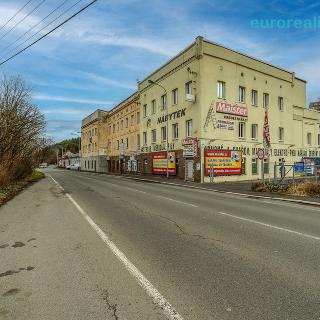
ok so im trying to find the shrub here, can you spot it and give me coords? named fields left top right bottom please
left=287, top=182, right=320, bottom=197
left=251, top=182, right=266, bottom=192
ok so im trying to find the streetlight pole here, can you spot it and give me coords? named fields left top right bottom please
left=148, top=80, right=169, bottom=178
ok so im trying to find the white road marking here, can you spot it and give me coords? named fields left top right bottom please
left=156, top=195, right=198, bottom=207
left=48, top=175, right=184, bottom=320
left=217, top=211, right=320, bottom=241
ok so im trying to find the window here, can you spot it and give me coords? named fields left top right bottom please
left=109, top=126, right=111, bottom=134
left=251, top=124, right=258, bottom=140
left=125, top=138, right=129, bottom=149
left=131, top=114, right=134, bottom=125
left=242, top=158, right=246, bottom=175
left=161, top=95, right=167, bottom=110
left=217, top=81, right=225, bottom=99
left=161, top=126, right=167, bottom=142
left=251, top=90, right=258, bottom=106
left=239, top=122, right=245, bottom=139
left=278, top=97, right=284, bottom=111
left=186, top=119, right=192, bottom=137
left=117, top=122, right=119, bottom=131
left=113, top=124, right=115, bottom=133
left=151, top=99, right=156, bottom=114
left=239, top=86, right=246, bottom=103
left=143, top=131, right=147, bottom=145
left=143, top=104, right=147, bottom=118
left=125, top=118, right=128, bottom=128
left=252, top=158, right=258, bottom=175
left=172, top=88, right=178, bottom=105
left=137, top=112, right=140, bottom=124
left=95, top=128, right=97, bottom=135
left=318, top=134, right=320, bottom=146
left=120, top=120, right=123, bottom=129
left=263, top=93, right=269, bottom=108
left=279, top=127, right=284, bottom=142
left=137, top=134, right=140, bottom=150
left=150, top=129, right=156, bottom=143
left=264, top=158, right=269, bottom=174
left=307, top=132, right=312, bottom=145
left=172, top=123, right=179, bottom=139
left=185, top=81, right=192, bottom=95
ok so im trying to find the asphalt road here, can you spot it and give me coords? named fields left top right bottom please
left=1, top=168, right=320, bottom=320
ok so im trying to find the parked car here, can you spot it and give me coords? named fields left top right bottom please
left=69, top=163, right=80, bottom=171
left=66, top=164, right=71, bottom=169
left=39, top=163, right=48, bottom=168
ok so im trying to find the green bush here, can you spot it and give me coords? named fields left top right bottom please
left=25, top=170, right=45, bottom=183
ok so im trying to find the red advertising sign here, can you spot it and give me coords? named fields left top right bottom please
left=182, top=138, right=198, bottom=158
left=205, top=149, right=242, bottom=176
left=216, top=101, right=248, bottom=117
left=152, top=152, right=176, bottom=175
left=263, top=110, right=271, bottom=148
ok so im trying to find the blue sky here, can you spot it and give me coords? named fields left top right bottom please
left=0, top=0, right=320, bottom=142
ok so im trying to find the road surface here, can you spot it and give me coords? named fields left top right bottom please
left=0, top=168, right=319, bottom=319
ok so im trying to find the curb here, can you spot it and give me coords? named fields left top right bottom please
left=122, top=176, right=320, bottom=208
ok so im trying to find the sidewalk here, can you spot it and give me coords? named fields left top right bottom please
left=120, top=174, right=320, bottom=206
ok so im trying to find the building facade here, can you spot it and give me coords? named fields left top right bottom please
left=104, top=92, right=140, bottom=173
left=81, top=109, right=109, bottom=172
left=138, top=36, right=320, bottom=182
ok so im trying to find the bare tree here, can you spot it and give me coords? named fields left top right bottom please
left=0, top=75, right=45, bottom=184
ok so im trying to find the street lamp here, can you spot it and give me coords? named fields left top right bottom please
left=148, top=79, right=169, bottom=178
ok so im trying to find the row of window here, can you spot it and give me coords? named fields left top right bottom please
left=143, top=81, right=193, bottom=117
left=109, top=112, right=140, bottom=134
left=82, top=142, right=97, bottom=154
left=217, top=81, right=284, bottom=110
left=83, top=127, right=98, bottom=140
left=142, top=120, right=193, bottom=145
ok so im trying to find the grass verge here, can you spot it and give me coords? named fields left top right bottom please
left=0, top=170, right=45, bottom=206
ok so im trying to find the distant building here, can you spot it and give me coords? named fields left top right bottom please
left=309, top=101, right=320, bottom=111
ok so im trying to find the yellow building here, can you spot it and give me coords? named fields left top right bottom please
left=138, top=36, right=320, bottom=182
left=81, top=109, right=109, bottom=172
left=104, top=92, right=140, bottom=173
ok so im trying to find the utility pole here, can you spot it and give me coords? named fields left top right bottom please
left=148, top=79, right=169, bottom=178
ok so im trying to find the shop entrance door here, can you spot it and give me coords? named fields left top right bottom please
left=185, top=159, right=194, bottom=181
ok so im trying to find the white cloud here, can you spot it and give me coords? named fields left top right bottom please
left=42, top=108, right=93, bottom=116
left=33, top=94, right=113, bottom=105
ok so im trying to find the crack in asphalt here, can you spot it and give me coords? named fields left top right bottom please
left=102, top=289, right=119, bottom=320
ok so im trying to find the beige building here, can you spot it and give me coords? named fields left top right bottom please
left=104, top=92, right=140, bottom=173
left=138, top=36, right=320, bottom=182
left=81, top=109, right=109, bottom=172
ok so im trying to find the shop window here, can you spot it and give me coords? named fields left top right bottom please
left=252, top=158, right=258, bottom=175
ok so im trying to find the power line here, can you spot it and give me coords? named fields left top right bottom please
left=0, top=0, right=98, bottom=66
left=0, top=0, right=84, bottom=60
left=0, top=0, right=47, bottom=41
left=1, top=0, right=70, bottom=55
left=0, top=0, right=34, bottom=34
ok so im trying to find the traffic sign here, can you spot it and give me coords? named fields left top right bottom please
left=257, top=148, right=265, bottom=160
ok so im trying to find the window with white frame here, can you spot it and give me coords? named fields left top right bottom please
left=161, top=94, right=167, bottom=110
left=307, top=132, right=312, bottom=145
left=239, top=86, right=246, bottom=103
left=186, top=119, right=192, bottom=137
left=161, top=126, right=167, bottom=141
left=151, top=129, right=156, bottom=143
left=263, top=93, right=269, bottom=108
left=279, top=127, right=284, bottom=142
left=251, top=90, right=258, bottom=106
left=143, top=131, right=147, bottom=145
left=172, top=123, right=179, bottom=139
left=143, top=104, right=147, bottom=118
left=151, top=99, right=156, bottom=114
left=251, top=124, right=258, bottom=139
left=172, top=88, right=178, bottom=105
left=239, top=122, right=245, bottom=139
left=185, top=81, right=192, bottom=95
left=217, top=81, right=225, bottom=99
left=278, top=96, right=284, bottom=111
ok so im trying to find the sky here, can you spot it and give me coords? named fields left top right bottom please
left=0, top=0, right=320, bottom=142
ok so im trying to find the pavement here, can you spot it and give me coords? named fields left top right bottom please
left=0, top=168, right=320, bottom=319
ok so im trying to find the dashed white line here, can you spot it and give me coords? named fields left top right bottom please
left=156, top=195, right=198, bottom=207
left=217, top=211, right=320, bottom=241
left=48, top=174, right=184, bottom=320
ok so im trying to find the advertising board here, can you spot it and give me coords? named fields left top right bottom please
left=205, top=149, right=242, bottom=176
left=152, top=152, right=176, bottom=175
